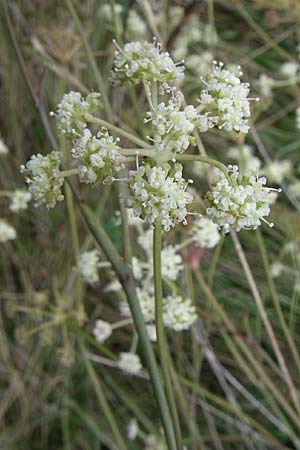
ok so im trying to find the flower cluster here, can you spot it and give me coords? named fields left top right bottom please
left=146, top=96, right=197, bottom=154
left=163, top=295, right=197, bottom=331
left=0, top=219, right=16, bottom=242
left=118, top=352, right=142, bottom=374
left=128, top=163, right=193, bottom=231
left=280, top=62, right=300, bottom=79
left=206, top=166, right=279, bottom=233
left=199, top=61, right=257, bottom=133
left=160, top=246, right=184, bottom=280
left=145, top=94, right=212, bottom=155
left=93, top=319, right=112, bottom=343
left=77, top=249, right=101, bottom=284
left=112, top=40, right=184, bottom=87
left=9, top=190, right=31, bottom=213
left=72, top=128, right=124, bottom=185
left=52, top=91, right=101, bottom=138
left=191, top=216, right=220, bottom=248
left=121, top=288, right=197, bottom=332
left=20, top=151, right=64, bottom=209
left=127, top=418, right=139, bottom=441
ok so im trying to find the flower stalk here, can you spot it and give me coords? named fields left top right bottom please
left=153, top=224, right=183, bottom=450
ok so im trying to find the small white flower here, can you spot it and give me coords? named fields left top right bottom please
left=0, top=138, right=9, bottom=155
left=206, top=166, right=280, bottom=233
left=128, top=163, right=194, bottom=232
left=126, top=208, right=143, bottom=227
left=0, top=219, right=16, bottom=242
left=270, top=262, right=285, bottom=278
left=280, top=62, right=299, bottom=79
left=127, top=418, right=139, bottom=440
left=77, top=249, right=101, bottom=284
left=192, top=216, right=220, bottom=249
left=9, top=190, right=31, bottom=212
left=145, top=95, right=202, bottom=155
left=112, top=40, right=184, bottom=87
left=262, top=160, right=292, bottom=184
left=137, top=227, right=153, bottom=252
left=20, top=151, right=64, bottom=209
left=118, top=352, right=142, bottom=374
left=121, top=288, right=197, bottom=332
left=163, top=295, right=197, bottom=331
left=72, top=128, right=124, bottom=185
left=161, top=246, right=183, bottom=280
left=52, top=91, right=101, bottom=138
left=92, top=319, right=112, bottom=343
left=136, top=229, right=183, bottom=279
left=199, top=61, right=257, bottom=133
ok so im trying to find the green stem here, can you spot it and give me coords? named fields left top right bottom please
left=65, top=183, right=83, bottom=306
left=60, top=168, right=79, bottom=178
left=89, top=116, right=152, bottom=149
left=176, top=154, right=229, bottom=181
left=153, top=224, right=183, bottom=450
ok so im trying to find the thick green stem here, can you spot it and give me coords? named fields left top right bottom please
left=153, top=224, right=183, bottom=450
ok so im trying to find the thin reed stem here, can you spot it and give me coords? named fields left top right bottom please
left=231, top=230, right=300, bottom=417
left=65, top=0, right=113, bottom=120
left=80, top=342, right=128, bottom=450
